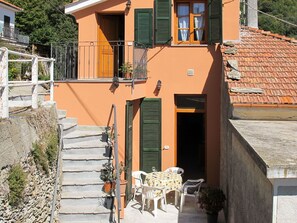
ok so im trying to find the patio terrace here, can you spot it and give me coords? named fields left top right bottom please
left=122, top=191, right=225, bottom=223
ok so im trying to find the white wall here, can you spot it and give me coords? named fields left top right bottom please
left=0, top=4, right=16, bottom=32
left=272, top=179, right=297, bottom=223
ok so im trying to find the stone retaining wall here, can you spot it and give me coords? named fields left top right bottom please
left=0, top=156, right=57, bottom=223
left=0, top=106, right=57, bottom=169
left=0, top=105, right=59, bottom=223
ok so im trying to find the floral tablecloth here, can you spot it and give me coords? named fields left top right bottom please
left=145, top=171, right=182, bottom=192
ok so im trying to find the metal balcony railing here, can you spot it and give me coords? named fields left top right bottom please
left=51, top=41, right=147, bottom=81
left=0, top=26, right=30, bottom=45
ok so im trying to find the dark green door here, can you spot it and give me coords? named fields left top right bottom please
left=125, top=101, right=133, bottom=203
left=140, top=98, right=161, bottom=172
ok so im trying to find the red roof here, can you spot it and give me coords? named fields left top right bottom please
left=0, top=0, right=22, bottom=11
left=222, top=27, right=297, bottom=106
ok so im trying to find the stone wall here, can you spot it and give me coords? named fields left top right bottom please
left=226, top=124, right=273, bottom=223
left=0, top=105, right=59, bottom=223
left=0, top=106, right=58, bottom=169
left=0, top=156, right=57, bottom=223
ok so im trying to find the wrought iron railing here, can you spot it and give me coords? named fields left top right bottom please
left=0, top=26, right=30, bottom=44
left=106, top=104, right=121, bottom=223
left=51, top=41, right=147, bottom=81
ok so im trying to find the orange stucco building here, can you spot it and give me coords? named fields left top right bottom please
left=54, top=0, right=240, bottom=187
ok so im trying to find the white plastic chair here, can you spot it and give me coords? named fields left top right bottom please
left=179, top=178, right=204, bottom=212
left=132, top=170, right=148, bottom=200
left=141, top=185, right=167, bottom=217
left=164, top=167, right=184, bottom=175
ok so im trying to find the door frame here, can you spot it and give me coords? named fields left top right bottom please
left=125, top=101, right=133, bottom=203
left=174, top=107, right=206, bottom=176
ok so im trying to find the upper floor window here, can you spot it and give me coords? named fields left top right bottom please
left=176, top=1, right=207, bottom=44
left=134, top=0, right=221, bottom=47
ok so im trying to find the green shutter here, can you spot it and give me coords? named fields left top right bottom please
left=135, top=9, right=153, bottom=47
left=140, top=98, right=162, bottom=173
left=155, top=0, right=172, bottom=44
left=208, top=0, right=222, bottom=44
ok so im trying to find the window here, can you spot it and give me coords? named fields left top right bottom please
left=134, top=0, right=221, bottom=46
left=175, top=1, right=207, bottom=44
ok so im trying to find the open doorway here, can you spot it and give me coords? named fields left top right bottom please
left=98, top=14, right=124, bottom=77
left=177, top=112, right=205, bottom=182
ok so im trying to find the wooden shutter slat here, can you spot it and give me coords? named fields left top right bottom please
left=140, top=98, right=162, bottom=172
left=135, top=9, right=153, bottom=47
left=208, top=0, right=222, bottom=44
left=155, top=0, right=171, bottom=44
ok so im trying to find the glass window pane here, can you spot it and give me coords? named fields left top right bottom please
left=177, top=3, right=189, bottom=41
left=178, top=4, right=189, bottom=16
left=194, top=16, right=204, bottom=29
left=194, top=30, right=204, bottom=40
left=178, top=30, right=189, bottom=41
left=193, top=3, right=205, bottom=14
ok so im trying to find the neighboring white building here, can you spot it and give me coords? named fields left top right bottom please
left=0, top=0, right=29, bottom=45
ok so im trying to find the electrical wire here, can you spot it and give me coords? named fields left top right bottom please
left=243, top=1, right=297, bottom=27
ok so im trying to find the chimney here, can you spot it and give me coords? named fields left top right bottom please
left=247, top=0, right=258, bottom=28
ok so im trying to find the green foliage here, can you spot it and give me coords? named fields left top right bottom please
left=8, top=164, right=27, bottom=206
left=32, top=131, right=59, bottom=174
left=7, top=0, right=78, bottom=44
left=258, top=0, right=297, bottom=38
left=46, top=132, right=59, bottom=166
left=32, top=142, right=49, bottom=174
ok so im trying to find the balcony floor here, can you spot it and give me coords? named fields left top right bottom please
left=122, top=191, right=225, bottom=223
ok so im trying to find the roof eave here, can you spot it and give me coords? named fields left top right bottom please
left=65, top=0, right=107, bottom=14
left=0, top=1, right=22, bottom=12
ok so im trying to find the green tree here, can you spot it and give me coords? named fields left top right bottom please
left=7, top=0, right=77, bottom=44
left=258, top=0, right=297, bottom=38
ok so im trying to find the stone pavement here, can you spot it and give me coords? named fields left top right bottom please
left=122, top=191, right=225, bottom=223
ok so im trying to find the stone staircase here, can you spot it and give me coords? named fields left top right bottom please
left=57, top=110, right=115, bottom=223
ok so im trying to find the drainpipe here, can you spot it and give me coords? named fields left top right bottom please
left=246, top=0, right=258, bottom=28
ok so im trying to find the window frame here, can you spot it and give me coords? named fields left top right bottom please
left=174, top=0, right=208, bottom=44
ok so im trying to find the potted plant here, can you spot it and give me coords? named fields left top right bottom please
left=119, top=62, right=133, bottom=79
left=198, top=187, right=226, bottom=223
left=118, top=161, right=128, bottom=195
left=100, top=162, right=116, bottom=194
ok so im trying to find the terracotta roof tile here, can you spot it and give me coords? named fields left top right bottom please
left=222, top=27, right=297, bottom=105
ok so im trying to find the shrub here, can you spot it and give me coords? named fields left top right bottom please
left=8, top=164, right=27, bottom=206
left=32, top=142, right=49, bottom=174
left=46, top=132, right=58, bottom=167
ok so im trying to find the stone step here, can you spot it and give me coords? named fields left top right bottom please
left=62, top=122, right=78, bottom=135
left=63, top=139, right=106, bottom=150
left=62, top=160, right=107, bottom=172
left=60, top=198, right=114, bottom=214
left=59, top=213, right=114, bottom=223
left=62, top=150, right=109, bottom=160
left=61, top=185, right=106, bottom=199
left=57, top=109, right=67, bottom=120
left=61, top=117, right=78, bottom=124
left=62, top=172, right=103, bottom=186
left=77, top=125, right=107, bottom=132
left=63, top=130, right=102, bottom=144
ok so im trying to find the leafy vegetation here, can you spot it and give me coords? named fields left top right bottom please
left=32, top=130, right=59, bottom=174
left=8, top=164, right=27, bottom=206
left=7, top=0, right=78, bottom=44
left=32, top=142, right=49, bottom=174
left=45, top=132, right=59, bottom=166
left=258, top=0, right=297, bottom=38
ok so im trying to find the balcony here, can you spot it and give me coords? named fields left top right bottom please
left=0, top=26, right=30, bottom=45
left=52, top=41, right=148, bottom=81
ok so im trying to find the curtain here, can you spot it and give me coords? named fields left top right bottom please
left=194, top=16, right=204, bottom=40
left=178, top=4, right=189, bottom=41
